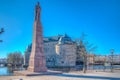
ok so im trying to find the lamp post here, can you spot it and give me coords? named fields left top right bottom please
left=110, top=49, right=114, bottom=72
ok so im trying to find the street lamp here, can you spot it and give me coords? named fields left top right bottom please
left=110, top=49, right=114, bottom=72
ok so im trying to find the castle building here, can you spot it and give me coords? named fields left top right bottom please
left=55, top=34, right=76, bottom=67
left=24, top=34, right=77, bottom=67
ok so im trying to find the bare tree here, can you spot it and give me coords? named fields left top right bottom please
left=0, top=28, right=4, bottom=42
left=7, top=51, right=23, bottom=67
left=76, top=33, right=97, bottom=73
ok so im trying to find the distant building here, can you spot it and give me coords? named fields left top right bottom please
left=87, top=54, right=95, bottom=64
left=0, top=58, right=7, bottom=64
left=113, top=54, right=120, bottom=64
left=105, top=54, right=120, bottom=64
left=94, top=55, right=106, bottom=64
left=94, top=54, right=120, bottom=65
left=24, top=34, right=77, bottom=67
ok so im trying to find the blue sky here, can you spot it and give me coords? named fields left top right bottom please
left=0, top=0, right=120, bottom=58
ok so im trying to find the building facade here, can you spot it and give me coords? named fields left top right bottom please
left=87, top=54, right=95, bottom=65
left=0, top=58, right=7, bottom=64
left=24, top=34, right=77, bottom=67
left=55, top=34, right=76, bottom=67
left=94, top=54, right=120, bottom=65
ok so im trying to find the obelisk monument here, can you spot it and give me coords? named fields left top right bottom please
left=28, top=2, right=47, bottom=72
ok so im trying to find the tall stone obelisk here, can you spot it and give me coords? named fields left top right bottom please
left=28, top=2, right=47, bottom=72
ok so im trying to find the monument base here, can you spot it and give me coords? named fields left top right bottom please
left=27, top=66, right=47, bottom=72
left=14, top=70, right=62, bottom=76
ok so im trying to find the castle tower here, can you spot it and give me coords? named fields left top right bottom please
left=28, top=2, right=47, bottom=72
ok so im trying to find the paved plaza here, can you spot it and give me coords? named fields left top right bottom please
left=0, top=70, right=120, bottom=80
